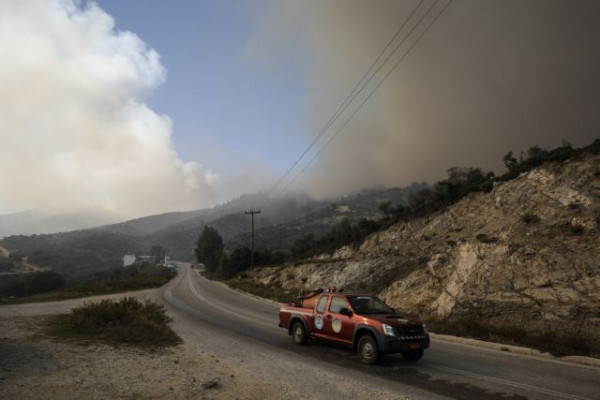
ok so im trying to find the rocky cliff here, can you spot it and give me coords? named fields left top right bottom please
left=246, top=154, right=600, bottom=349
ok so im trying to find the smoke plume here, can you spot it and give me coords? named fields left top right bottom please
left=249, top=0, right=600, bottom=198
left=0, top=0, right=218, bottom=218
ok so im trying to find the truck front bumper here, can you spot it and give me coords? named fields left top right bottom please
left=376, top=332, right=430, bottom=354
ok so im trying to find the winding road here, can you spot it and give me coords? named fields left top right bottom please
left=159, top=263, right=600, bottom=400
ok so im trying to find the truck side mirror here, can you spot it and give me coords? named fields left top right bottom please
left=339, top=307, right=353, bottom=317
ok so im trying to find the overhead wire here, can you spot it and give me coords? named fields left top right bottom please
left=274, top=0, right=454, bottom=199
left=267, top=0, right=425, bottom=198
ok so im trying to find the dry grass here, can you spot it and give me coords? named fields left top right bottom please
left=428, top=316, right=600, bottom=357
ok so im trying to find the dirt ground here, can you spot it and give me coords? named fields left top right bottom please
left=0, top=315, right=293, bottom=400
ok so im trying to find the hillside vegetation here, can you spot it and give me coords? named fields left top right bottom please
left=241, top=141, right=600, bottom=356
left=0, top=264, right=176, bottom=304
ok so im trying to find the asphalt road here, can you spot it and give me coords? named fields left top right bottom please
left=161, top=263, right=600, bottom=400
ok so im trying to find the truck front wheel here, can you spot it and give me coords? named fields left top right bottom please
left=291, top=322, right=308, bottom=345
left=358, top=335, right=379, bottom=364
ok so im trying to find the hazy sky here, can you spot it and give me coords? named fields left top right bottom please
left=1, top=0, right=599, bottom=218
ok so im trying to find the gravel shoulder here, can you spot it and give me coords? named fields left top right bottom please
left=0, top=288, right=293, bottom=399
left=0, top=314, right=293, bottom=399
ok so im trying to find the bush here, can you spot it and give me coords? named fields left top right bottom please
left=521, top=213, right=540, bottom=224
left=476, top=233, right=498, bottom=244
left=428, top=316, right=599, bottom=357
left=0, top=271, right=65, bottom=297
left=570, top=224, right=585, bottom=235
left=0, top=257, right=14, bottom=272
left=45, top=297, right=181, bottom=347
left=226, top=279, right=296, bottom=303
left=72, top=265, right=176, bottom=294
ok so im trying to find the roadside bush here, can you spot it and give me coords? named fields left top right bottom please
left=476, top=233, right=498, bottom=244
left=570, top=224, right=585, bottom=235
left=227, top=279, right=296, bottom=303
left=0, top=257, right=14, bottom=272
left=521, top=213, right=541, bottom=224
left=428, top=316, right=599, bottom=357
left=0, top=271, right=65, bottom=297
left=72, top=265, right=176, bottom=294
left=8, top=252, right=23, bottom=263
left=45, top=297, right=181, bottom=347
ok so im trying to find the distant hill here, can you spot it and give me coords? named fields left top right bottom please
left=1, top=230, right=142, bottom=281
left=0, top=210, right=121, bottom=239
left=0, top=185, right=425, bottom=280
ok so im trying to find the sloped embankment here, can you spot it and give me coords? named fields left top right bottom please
left=245, top=154, right=600, bottom=354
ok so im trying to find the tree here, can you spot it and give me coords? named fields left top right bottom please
left=378, top=201, right=392, bottom=216
left=194, top=226, right=223, bottom=274
left=291, top=233, right=315, bottom=258
left=25, top=271, right=65, bottom=295
left=0, top=258, right=14, bottom=272
left=221, top=247, right=252, bottom=278
left=8, top=252, right=23, bottom=264
left=502, top=151, right=518, bottom=171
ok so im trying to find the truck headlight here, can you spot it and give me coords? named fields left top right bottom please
left=382, top=323, right=395, bottom=337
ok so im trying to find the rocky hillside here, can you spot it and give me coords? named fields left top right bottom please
left=246, top=154, right=600, bottom=350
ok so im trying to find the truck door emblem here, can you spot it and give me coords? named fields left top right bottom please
left=315, top=316, right=324, bottom=330
left=332, top=318, right=342, bottom=333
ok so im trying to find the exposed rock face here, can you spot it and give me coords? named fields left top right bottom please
left=248, top=155, right=600, bottom=327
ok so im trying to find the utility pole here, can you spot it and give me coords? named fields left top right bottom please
left=244, top=209, right=261, bottom=267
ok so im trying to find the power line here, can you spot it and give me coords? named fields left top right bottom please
left=268, top=0, right=425, bottom=197
left=271, top=0, right=442, bottom=199
left=274, top=0, right=454, bottom=199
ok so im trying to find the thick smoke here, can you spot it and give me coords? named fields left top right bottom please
left=250, top=0, right=600, bottom=197
left=0, top=0, right=218, bottom=218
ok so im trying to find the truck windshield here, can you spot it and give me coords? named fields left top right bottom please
left=348, top=296, right=394, bottom=314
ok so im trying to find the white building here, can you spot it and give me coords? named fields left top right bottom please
left=123, top=254, right=136, bottom=267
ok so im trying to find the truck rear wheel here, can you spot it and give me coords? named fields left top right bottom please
left=358, top=335, right=379, bottom=364
left=401, top=349, right=424, bottom=361
left=291, top=321, right=308, bottom=345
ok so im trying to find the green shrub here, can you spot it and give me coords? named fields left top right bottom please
left=476, top=233, right=498, bottom=244
left=0, top=271, right=65, bottom=297
left=570, top=224, right=585, bottom=235
left=72, top=265, right=176, bottom=294
left=226, top=279, right=296, bottom=303
left=427, top=316, right=599, bottom=357
left=45, top=297, right=181, bottom=347
left=521, top=213, right=540, bottom=224
left=0, top=257, right=14, bottom=272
